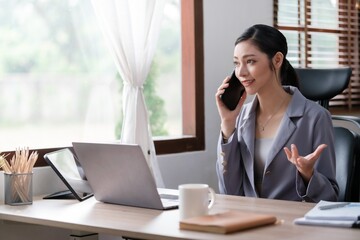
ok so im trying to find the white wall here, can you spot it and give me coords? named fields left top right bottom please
left=0, top=1, right=272, bottom=239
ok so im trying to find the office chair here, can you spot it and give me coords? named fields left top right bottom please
left=332, top=116, right=360, bottom=202
left=295, top=67, right=360, bottom=202
left=295, top=67, right=352, bottom=109
left=333, top=126, right=359, bottom=202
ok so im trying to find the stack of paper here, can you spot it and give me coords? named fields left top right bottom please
left=294, top=200, right=360, bottom=228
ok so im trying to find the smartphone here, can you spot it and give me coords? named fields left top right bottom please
left=221, top=70, right=245, bottom=111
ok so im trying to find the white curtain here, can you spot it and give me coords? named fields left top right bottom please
left=91, top=0, right=165, bottom=187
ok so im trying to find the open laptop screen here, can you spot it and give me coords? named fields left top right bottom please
left=72, top=142, right=178, bottom=209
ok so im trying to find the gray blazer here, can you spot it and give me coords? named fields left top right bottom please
left=216, top=86, right=339, bottom=202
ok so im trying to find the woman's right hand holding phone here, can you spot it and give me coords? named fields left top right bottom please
left=215, top=76, right=246, bottom=139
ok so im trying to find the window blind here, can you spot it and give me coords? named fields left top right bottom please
left=274, top=0, right=359, bottom=109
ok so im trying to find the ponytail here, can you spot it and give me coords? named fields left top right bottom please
left=281, top=59, right=299, bottom=88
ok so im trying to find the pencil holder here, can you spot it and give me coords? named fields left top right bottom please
left=4, top=172, right=33, bottom=205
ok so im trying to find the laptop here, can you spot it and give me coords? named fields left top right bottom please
left=72, top=142, right=179, bottom=210
left=44, top=148, right=94, bottom=201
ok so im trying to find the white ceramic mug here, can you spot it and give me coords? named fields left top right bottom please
left=178, top=183, right=216, bottom=220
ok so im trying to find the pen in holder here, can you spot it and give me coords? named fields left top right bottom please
left=0, top=148, right=38, bottom=205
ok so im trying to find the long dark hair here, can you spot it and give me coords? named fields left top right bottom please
left=235, top=24, right=299, bottom=88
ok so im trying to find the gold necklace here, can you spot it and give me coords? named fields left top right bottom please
left=258, top=97, right=287, bottom=132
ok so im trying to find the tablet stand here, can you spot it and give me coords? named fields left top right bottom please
left=43, top=190, right=76, bottom=199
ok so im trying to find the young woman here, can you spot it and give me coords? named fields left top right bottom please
left=215, top=24, right=338, bottom=202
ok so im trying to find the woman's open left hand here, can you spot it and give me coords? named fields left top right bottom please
left=283, top=143, right=327, bottom=183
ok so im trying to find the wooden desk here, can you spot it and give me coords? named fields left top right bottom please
left=0, top=194, right=359, bottom=240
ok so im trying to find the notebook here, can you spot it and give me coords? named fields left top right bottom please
left=44, top=148, right=94, bottom=201
left=72, top=142, right=179, bottom=210
left=294, top=200, right=360, bottom=228
left=304, top=200, right=360, bottom=221
left=179, top=210, right=277, bottom=234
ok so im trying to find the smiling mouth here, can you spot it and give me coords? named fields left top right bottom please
left=241, top=79, right=255, bottom=86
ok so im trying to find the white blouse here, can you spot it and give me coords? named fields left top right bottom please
left=254, top=138, right=274, bottom=196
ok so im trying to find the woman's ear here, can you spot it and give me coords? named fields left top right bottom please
left=272, top=52, right=284, bottom=69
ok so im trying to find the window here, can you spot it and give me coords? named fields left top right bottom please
left=0, top=0, right=204, bottom=164
left=274, top=0, right=359, bottom=109
left=155, top=0, right=204, bottom=154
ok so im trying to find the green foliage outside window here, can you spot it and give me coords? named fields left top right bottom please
left=115, top=61, right=168, bottom=139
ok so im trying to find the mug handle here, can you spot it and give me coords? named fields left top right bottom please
left=208, top=187, right=216, bottom=209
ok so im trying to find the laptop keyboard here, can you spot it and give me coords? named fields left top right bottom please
left=159, top=193, right=179, bottom=200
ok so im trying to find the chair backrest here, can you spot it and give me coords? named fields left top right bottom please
left=295, top=67, right=359, bottom=201
left=333, top=126, right=359, bottom=202
left=295, top=67, right=352, bottom=109
left=333, top=117, right=360, bottom=202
